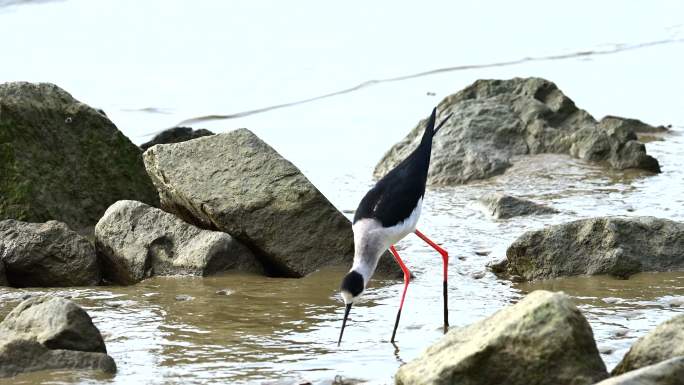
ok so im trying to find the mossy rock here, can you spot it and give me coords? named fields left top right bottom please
left=0, top=82, right=158, bottom=234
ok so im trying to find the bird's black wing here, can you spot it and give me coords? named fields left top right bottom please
left=353, top=150, right=429, bottom=227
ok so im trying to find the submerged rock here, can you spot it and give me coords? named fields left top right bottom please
left=95, top=200, right=262, bottom=285
left=501, top=216, right=684, bottom=281
left=374, top=78, right=660, bottom=185
left=612, top=314, right=684, bottom=375
left=0, top=339, right=116, bottom=378
left=0, top=296, right=115, bottom=378
left=140, top=126, right=214, bottom=150
left=143, top=128, right=399, bottom=278
left=598, top=357, right=684, bottom=385
left=478, top=192, right=558, bottom=219
left=395, top=290, right=607, bottom=385
left=0, top=82, right=158, bottom=234
left=0, top=220, right=100, bottom=287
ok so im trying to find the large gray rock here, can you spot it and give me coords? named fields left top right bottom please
left=143, top=128, right=399, bottom=278
left=499, top=217, right=684, bottom=281
left=374, top=78, right=660, bottom=185
left=0, top=338, right=116, bottom=378
left=478, top=192, right=558, bottom=219
left=596, top=357, right=684, bottom=385
left=95, top=200, right=263, bottom=285
left=612, top=314, right=684, bottom=375
left=0, top=82, right=159, bottom=234
left=140, top=126, right=214, bottom=150
left=0, top=220, right=100, bottom=287
left=0, top=296, right=106, bottom=353
left=0, top=296, right=115, bottom=378
left=395, top=290, right=607, bottom=385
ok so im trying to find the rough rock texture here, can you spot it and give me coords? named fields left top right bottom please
left=374, top=78, right=660, bottom=185
left=0, top=82, right=159, bottom=234
left=500, top=217, right=684, bottom=281
left=599, top=115, right=669, bottom=134
left=95, top=200, right=263, bottom=285
left=0, top=296, right=106, bottom=353
left=0, top=219, right=100, bottom=287
left=395, top=290, right=607, bottom=385
left=0, top=296, right=115, bottom=378
left=478, top=193, right=558, bottom=219
left=612, top=314, right=684, bottom=375
left=0, top=338, right=116, bottom=378
left=140, top=126, right=214, bottom=150
left=597, top=357, right=684, bottom=385
left=143, top=129, right=399, bottom=278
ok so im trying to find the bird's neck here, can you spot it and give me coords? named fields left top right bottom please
left=350, top=259, right=377, bottom=287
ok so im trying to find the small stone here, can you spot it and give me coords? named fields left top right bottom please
left=474, top=250, right=491, bottom=256
left=471, top=271, right=486, bottom=280
left=215, top=289, right=234, bottom=296
left=602, top=297, right=622, bottom=304
left=175, top=295, right=193, bottom=301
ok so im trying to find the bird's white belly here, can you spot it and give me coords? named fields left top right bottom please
left=353, top=197, right=422, bottom=252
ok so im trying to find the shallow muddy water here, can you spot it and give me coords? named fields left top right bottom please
left=2, top=1, right=684, bottom=384
left=2, top=130, right=684, bottom=385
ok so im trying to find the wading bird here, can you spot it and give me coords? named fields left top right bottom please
left=338, top=107, right=452, bottom=345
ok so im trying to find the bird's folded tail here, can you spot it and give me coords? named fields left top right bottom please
left=421, top=107, right=453, bottom=144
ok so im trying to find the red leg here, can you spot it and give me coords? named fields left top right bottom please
left=389, top=245, right=410, bottom=343
left=414, top=229, right=449, bottom=331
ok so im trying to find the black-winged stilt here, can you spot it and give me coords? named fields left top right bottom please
left=338, top=107, right=452, bottom=345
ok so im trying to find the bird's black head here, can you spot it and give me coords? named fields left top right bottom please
left=340, top=270, right=365, bottom=304
left=338, top=270, right=365, bottom=346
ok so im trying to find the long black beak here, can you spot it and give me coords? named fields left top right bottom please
left=337, top=303, right=353, bottom=346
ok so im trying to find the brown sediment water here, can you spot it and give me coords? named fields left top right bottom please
left=2, top=2, right=684, bottom=384
left=1, top=129, right=683, bottom=385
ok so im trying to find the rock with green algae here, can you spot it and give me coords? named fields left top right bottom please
left=612, top=314, right=684, bottom=376
left=395, top=290, right=607, bottom=385
left=0, top=82, right=158, bottom=234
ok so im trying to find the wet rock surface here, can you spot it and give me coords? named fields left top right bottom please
left=0, top=219, right=100, bottom=287
left=0, top=82, right=159, bottom=234
left=374, top=77, right=661, bottom=185
left=500, top=216, right=684, bottom=281
left=95, top=200, right=263, bottom=285
left=0, top=296, right=106, bottom=353
left=140, top=126, right=214, bottom=150
left=0, top=296, right=115, bottom=378
left=478, top=192, right=558, bottom=219
left=143, top=128, right=399, bottom=277
left=395, top=290, right=607, bottom=385
left=597, top=357, right=684, bottom=385
left=612, top=314, right=684, bottom=375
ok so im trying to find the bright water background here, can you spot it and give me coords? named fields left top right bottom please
left=1, top=1, right=684, bottom=384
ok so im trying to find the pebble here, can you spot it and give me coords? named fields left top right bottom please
left=471, top=271, right=486, bottom=279
left=175, top=295, right=194, bottom=301
left=667, top=297, right=684, bottom=307
left=215, top=289, right=234, bottom=296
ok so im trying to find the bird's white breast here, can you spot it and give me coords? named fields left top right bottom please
left=351, top=198, right=423, bottom=279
